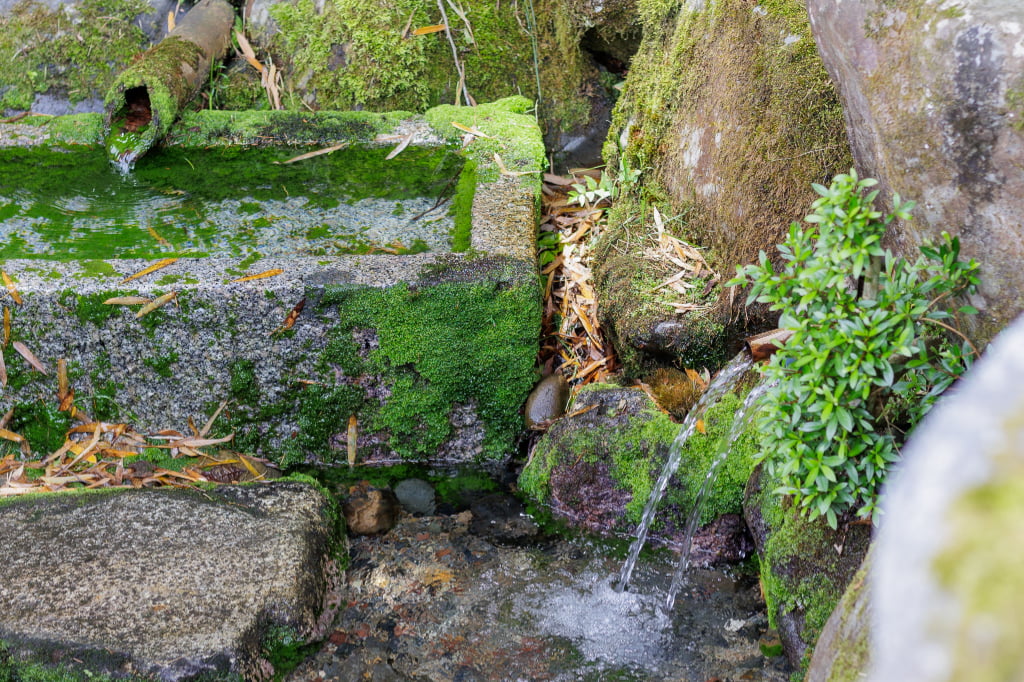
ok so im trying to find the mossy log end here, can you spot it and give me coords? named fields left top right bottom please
left=103, top=0, right=234, bottom=166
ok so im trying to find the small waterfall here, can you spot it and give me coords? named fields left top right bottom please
left=662, top=378, right=772, bottom=610
left=617, top=351, right=754, bottom=592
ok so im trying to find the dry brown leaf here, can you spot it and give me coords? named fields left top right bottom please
left=200, top=400, right=229, bottom=438
left=12, top=341, right=46, bottom=374
left=494, top=153, right=540, bottom=176
left=451, top=121, right=492, bottom=138
left=271, top=297, right=305, bottom=335
left=104, top=296, right=151, bottom=306
left=0, top=350, right=5, bottom=388
left=277, top=143, right=348, bottom=165
left=136, top=291, right=177, bottom=318
left=385, top=133, right=415, bottom=160
left=121, top=258, right=178, bottom=284
left=2, top=271, right=22, bottom=305
left=234, top=29, right=264, bottom=72
left=0, top=428, right=30, bottom=457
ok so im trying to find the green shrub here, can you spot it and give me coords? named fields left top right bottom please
left=729, top=171, right=979, bottom=527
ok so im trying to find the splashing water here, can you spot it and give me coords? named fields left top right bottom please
left=663, top=378, right=773, bottom=610
left=617, top=351, right=755, bottom=592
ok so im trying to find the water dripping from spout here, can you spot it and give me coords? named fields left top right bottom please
left=617, top=351, right=755, bottom=593
left=663, top=378, right=773, bottom=610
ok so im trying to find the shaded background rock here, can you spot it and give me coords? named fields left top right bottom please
left=805, top=548, right=871, bottom=682
left=394, top=478, right=436, bottom=516
left=807, top=0, right=1024, bottom=344
left=468, top=492, right=543, bottom=545
left=0, top=482, right=343, bottom=681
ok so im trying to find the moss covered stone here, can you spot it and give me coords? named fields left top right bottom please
left=743, top=463, right=871, bottom=674
left=519, top=383, right=759, bottom=538
left=601, top=0, right=850, bottom=287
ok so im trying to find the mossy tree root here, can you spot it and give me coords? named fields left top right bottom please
left=102, top=0, right=234, bottom=164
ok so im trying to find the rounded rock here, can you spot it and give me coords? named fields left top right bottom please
left=394, top=478, right=436, bottom=516
left=524, top=373, right=569, bottom=429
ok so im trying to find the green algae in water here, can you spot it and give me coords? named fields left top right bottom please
left=0, top=144, right=464, bottom=261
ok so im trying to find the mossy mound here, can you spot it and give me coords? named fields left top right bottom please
left=519, top=384, right=759, bottom=541
left=602, top=0, right=850, bottom=275
left=0, top=0, right=150, bottom=113
left=743, top=463, right=871, bottom=675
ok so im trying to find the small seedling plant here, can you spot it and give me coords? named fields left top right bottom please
left=728, top=171, right=980, bottom=527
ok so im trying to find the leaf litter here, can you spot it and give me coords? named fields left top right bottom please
left=537, top=171, right=719, bottom=417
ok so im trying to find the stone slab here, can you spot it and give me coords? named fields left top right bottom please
left=0, top=481, right=343, bottom=681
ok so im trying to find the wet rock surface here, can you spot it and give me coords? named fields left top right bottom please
left=342, top=482, right=402, bottom=536
left=287, top=511, right=789, bottom=681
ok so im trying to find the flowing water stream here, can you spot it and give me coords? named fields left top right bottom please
left=617, top=351, right=756, bottom=594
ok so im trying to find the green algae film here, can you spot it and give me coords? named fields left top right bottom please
left=0, top=144, right=464, bottom=260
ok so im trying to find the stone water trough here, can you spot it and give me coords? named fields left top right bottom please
left=0, top=96, right=543, bottom=467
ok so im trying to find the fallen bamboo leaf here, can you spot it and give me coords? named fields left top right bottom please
left=2, top=271, right=22, bottom=305
left=167, top=9, right=175, bottom=31
left=234, top=29, right=264, bottom=72
left=230, top=269, right=284, bottom=283
left=494, top=153, right=540, bottom=177
left=0, top=351, right=5, bottom=387
left=412, top=23, right=447, bottom=34
left=276, top=143, right=348, bottom=165
left=200, top=400, right=229, bottom=438
left=347, top=415, right=357, bottom=468
left=135, top=291, right=177, bottom=318
left=121, top=258, right=178, bottom=284
left=271, top=297, right=305, bottom=335
left=148, top=226, right=170, bottom=247
left=543, top=173, right=575, bottom=186
left=150, top=433, right=234, bottom=449
left=695, top=418, right=706, bottom=434
left=12, top=342, right=47, bottom=374
left=2, top=306, right=9, bottom=346
left=451, top=121, right=492, bottom=138
left=104, top=296, right=152, bottom=306
left=0, top=428, right=30, bottom=456
left=385, top=133, right=415, bottom=160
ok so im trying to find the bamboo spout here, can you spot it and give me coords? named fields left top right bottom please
left=103, top=0, right=234, bottom=171
left=744, top=328, right=794, bottom=361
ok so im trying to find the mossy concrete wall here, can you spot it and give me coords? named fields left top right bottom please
left=807, top=0, right=1024, bottom=345
left=604, top=0, right=851, bottom=272
left=0, top=98, right=543, bottom=467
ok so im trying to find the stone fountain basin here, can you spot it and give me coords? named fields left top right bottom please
left=0, top=97, right=543, bottom=466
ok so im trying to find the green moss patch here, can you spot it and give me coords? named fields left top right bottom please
left=0, top=0, right=149, bottom=111
left=222, top=256, right=540, bottom=466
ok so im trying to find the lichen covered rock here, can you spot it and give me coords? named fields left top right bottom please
left=805, top=547, right=872, bottom=682
left=806, top=0, right=1024, bottom=344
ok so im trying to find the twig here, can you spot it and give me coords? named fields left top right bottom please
left=920, top=317, right=979, bottom=357
left=436, top=0, right=471, bottom=106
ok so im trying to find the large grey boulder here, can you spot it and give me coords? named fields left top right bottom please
left=807, top=0, right=1024, bottom=343
left=0, top=481, right=344, bottom=681
left=873, top=312, right=1024, bottom=680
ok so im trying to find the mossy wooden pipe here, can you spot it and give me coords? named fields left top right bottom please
left=103, top=0, right=234, bottom=167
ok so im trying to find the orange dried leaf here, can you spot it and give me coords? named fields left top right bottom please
left=2, top=271, right=22, bottom=305
left=0, top=428, right=30, bottom=456
left=412, top=23, right=447, bottom=35
left=271, top=297, right=306, bottom=335
left=230, top=268, right=284, bottom=283
left=347, top=415, right=358, bottom=468
left=57, top=358, right=69, bottom=400
left=695, top=419, right=706, bottom=434
left=121, top=258, right=178, bottom=284
left=135, top=291, right=177, bottom=318
left=12, top=341, right=47, bottom=374
left=166, top=9, right=175, bottom=32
